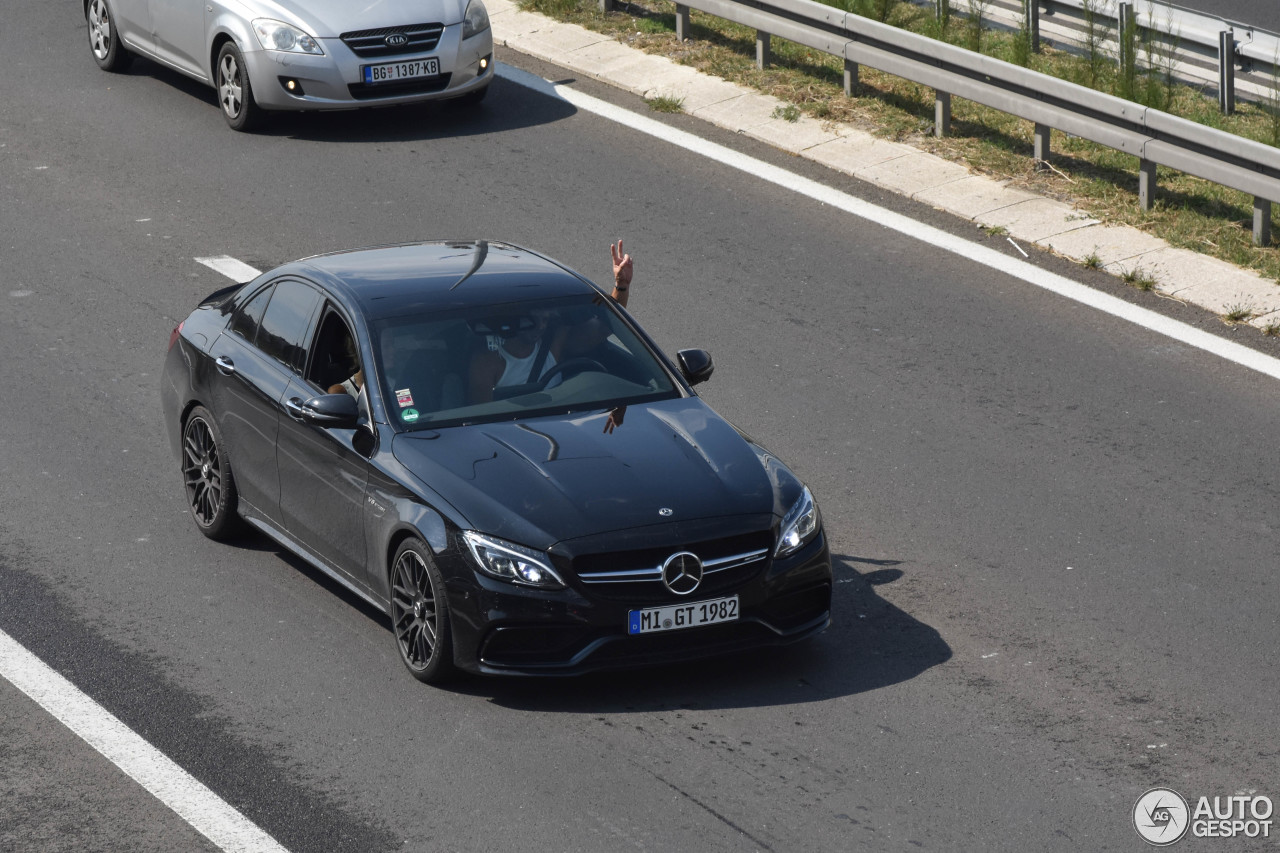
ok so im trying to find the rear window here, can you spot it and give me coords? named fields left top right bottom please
left=228, top=284, right=271, bottom=343
left=257, top=280, right=321, bottom=372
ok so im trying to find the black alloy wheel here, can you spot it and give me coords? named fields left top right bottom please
left=390, top=539, right=455, bottom=683
left=181, top=406, right=242, bottom=540
left=216, top=42, right=262, bottom=132
left=87, top=0, right=133, bottom=72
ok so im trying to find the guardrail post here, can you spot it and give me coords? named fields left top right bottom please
left=1024, top=0, right=1040, bottom=54
left=1138, top=159, right=1156, bottom=210
left=675, top=4, right=690, bottom=42
left=1034, top=123, right=1050, bottom=164
left=1118, top=3, right=1135, bottom=81
left=935, top=91, right=951, bottom=137
left=1219, top=30, right=1236, bottom=115
left=844, top=60, right=859, bottom=96
left=599, top=0, right=614, bottom=12
left=1254, top=198, right=1271, bottom=247
left=756, top=31, right=770, bottom=70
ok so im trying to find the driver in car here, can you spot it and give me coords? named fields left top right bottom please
left=468, top=239, right=634, bottom=403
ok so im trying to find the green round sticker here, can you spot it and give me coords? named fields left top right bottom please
left=402, top=408, right=419, bottom=423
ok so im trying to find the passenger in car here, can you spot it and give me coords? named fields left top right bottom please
left=327, top=333, right=364, bottom=397
left=468, top=239, right=634, bottom=403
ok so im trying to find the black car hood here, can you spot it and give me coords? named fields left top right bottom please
left=391, top=397, right=779, bottom=546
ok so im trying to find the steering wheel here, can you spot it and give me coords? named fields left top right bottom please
left=535, top=358, right=606, bottom=390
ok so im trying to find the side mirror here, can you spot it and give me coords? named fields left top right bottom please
left=677, top=349, right=714, bottom=386
left=301, top=393, right=360, bottom=429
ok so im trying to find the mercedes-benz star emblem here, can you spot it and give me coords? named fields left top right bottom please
left=661, top=552, right=703, bottom=595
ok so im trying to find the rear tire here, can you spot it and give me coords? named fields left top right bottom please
left=389, top=539, right=456, bottom=684
left=181, top=406, right=243, bottom=540
left=87, top=0, right=133, bottom=72
left=216, top=42, right=263, bottom=132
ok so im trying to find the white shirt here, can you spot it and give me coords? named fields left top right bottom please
left=496, top=344, right=559, bottom=388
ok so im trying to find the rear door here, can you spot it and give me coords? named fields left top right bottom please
left=148, top=0, right=207, bottom=78
left=207, top=278, right=322, bottom=522
left=105, top=0, right=154, bottom=56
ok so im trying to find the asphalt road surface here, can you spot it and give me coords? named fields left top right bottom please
left=1179, top=0, right=1274, bottom=27
left=2, top=3, right=1278, bottom=852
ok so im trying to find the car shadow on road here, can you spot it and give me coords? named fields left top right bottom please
left=241, top=537, right=952, bottom=712
left=130, top=59, right=574, bottom=143
left=459, top=554, right=952, bottom=713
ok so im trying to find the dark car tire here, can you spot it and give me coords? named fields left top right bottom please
left=216, top=42, right=262, bottom=132
left=389, top=539, right=457, bottom=684
left=87, top=0, right=134, bottom=72
left=181, top=406, right=244, bottom=541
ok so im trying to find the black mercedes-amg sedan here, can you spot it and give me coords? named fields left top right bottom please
left=161, top=241, right=831, bottom=682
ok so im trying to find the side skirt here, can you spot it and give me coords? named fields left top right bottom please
left=242, top=516, right=388, bottom=614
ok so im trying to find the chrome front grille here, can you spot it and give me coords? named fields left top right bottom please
left=579, top=549, right=768, bottom=584
left=572, top=531, right=773, bottom=602
left=340, top=23, right=445, bottom=58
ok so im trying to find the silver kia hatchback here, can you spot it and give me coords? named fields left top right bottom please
left=85, top=0, right=494, bottom=131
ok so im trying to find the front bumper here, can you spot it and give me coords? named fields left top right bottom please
left=242, top=26, right=494, bottom=111
left=443, top=531, right=833, bottom=676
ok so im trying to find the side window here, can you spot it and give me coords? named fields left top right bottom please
left=307, top=308, right=360, bottom=394
left=228, top=285, right=273, bottom=344
left=258, top=279, right=322, bottom=373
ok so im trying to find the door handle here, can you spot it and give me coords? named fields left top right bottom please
left=214, top=355, right=236, bottom=375
left=285, top=397, right=306, bottom=421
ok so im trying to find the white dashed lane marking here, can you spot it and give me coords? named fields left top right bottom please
left=196, top=255, right=262, bottom=284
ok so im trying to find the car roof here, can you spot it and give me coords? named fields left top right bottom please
left=282, top=241, right=599, bottom=321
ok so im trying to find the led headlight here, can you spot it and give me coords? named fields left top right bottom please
left=462, top=0, right=491, bottom=39
left=775, top=487, right=820, bottom=558
left=463, top=531, right=565, bottom=589
left=253, top=19, right=324, bottom=55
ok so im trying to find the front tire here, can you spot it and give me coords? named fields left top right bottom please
left=181, top=406, right=243, bottom=540
left=389, top=539, right=456, bottom=684
left=87, top=0, right=133, bottom=72
left=216, top=42, right=262, bottom=132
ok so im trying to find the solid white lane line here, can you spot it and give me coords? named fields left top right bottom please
left=196, top=255, right=262, bottom=284
left=495, top=63, right=1280, bottom=383
left=0, top=628, right=289, bottom=853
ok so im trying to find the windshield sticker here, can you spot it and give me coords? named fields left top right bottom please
left=395, top=388, right=414, bottom=408
left=401, top=408, right=419, bottom=423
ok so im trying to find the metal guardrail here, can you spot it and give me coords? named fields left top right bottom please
left=648, top=0, right=1280, bottom=244
left=908, top=0, right=1280, bottom=112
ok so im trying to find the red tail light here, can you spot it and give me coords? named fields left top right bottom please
left=168, top=321, right=184, bottom=352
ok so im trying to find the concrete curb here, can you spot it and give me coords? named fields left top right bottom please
left=486, top=0, right=1280, bottom=330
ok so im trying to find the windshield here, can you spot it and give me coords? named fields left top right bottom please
left=371, top=294, right=680, bottom=429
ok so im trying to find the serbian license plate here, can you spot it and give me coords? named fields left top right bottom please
left=628, top=596, right=739, bottom=635
left=363, top=57, right=440, bottom=85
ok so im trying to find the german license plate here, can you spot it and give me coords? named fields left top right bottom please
left=628, top=596, right=738, bottom=635
left=363, top=58, right=440, bottom=85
